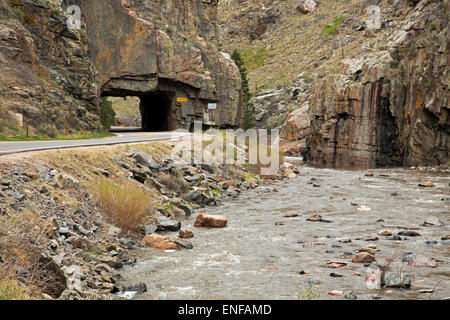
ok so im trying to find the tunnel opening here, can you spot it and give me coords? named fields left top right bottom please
left=102, top=91, right=176, bottom=132
left=107, top=96, right=142, bottom=129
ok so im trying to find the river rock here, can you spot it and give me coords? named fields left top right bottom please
left=174, top=240, right=193, bottom=250
left=330, top=273, right=343, bottom=278
left=327, top=262, right=347, bottom=268
left=344, top=292, right=357, bottom=300
left=418, top=181, right=435, bottom=187
left=383, top=273, right=411, bottom=288
left=194, top=213, right=228, bottom=228
left=357, top=247, right=376, bottom=255
left=184, top=190, right=208, bottom=204
left=398, top=230, right=421, bottom=237
left=118, top=283, right=147, bottom=294
left=378, top=230, right=392, bottom=236
left=352, top=252, right=375, bottom=263
left=328, top=290, right=344, bottom=296
left=179, top=229, right=194, bottom=239
left=141, top=234, right=179, bottom=250
left=144, top=225, right=157, bottom=235
left=156, top=216, right=181, bottom=232
left=283, top=169, right=297, bottom=178
left=307, top=214, right=324, bottom=222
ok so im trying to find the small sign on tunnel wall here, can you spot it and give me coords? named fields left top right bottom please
left=208, top=103, right=217, bottom=110
left=177, top=97, right=188, bottom=103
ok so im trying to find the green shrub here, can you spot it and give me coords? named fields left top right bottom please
left=232, top=50, right=256, bottom=129
left=302, top=72, right=315, bottom=84
left=10, top=7, right=25, bottom=21
left=323, top=16, right=346, bottom=36
left=100, top=97, right=116, bottom=130
left=240, top=46, right=271, bottom=72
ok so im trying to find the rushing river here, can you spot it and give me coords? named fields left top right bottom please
left=119, top=167, right=450, bottom=300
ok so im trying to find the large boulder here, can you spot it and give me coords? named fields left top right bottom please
left=156, top=216, right=181, bottom=232
left=194, top=213, right=228, bottom=228
left=352, top=252, right=376, bottom=263
left=141, top=234, right=179, bottom=250
left=280, top=103, right=310, bottom=141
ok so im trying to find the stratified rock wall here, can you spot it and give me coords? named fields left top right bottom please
left=0, top=0, right=242, bottom=136
left=0, top=0, right=100, bottom=136
left=309, top=0, right=449, bottom=168
left=71, top=0, right=243, bottom=129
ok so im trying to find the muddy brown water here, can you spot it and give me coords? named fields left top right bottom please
left=119, top=167, right=450, bottom=300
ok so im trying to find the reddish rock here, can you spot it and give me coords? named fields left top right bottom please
left=280, top=104, right=310, bottom=141
left=194, top=214, right=228, bottom=228
left=141, top=234, right=179, bottom=250
left=328, top=290, right=344, bottom=296
left=352, top=252, right=376, bottom=263
left=280, top=140, right=305, bottom=156
left=179, top=229, right=194, bottom=239
left=418, top=181, right=435, bottom=187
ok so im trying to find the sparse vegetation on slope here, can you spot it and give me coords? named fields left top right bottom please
left=94, top=181, right=154, bottom=233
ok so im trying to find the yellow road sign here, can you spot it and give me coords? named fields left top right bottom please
left=177, top=97, right=188, bottom=103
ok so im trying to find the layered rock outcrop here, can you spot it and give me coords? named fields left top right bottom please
left=0, top=0, right=243, bottom=136
left=308, top=0, right=449, bottom=168
left=280, top=102, right=310, bottom=156
left=0, top=0, right=100, bottom=136
left=69, top=0, right=243, bottom=130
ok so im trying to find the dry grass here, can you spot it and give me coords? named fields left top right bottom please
left=0, top=279, right=29, bottom=300
left=93, top=180, right=154, bottom=233
left=158, top=170, right=190, bottom=195
left=0, top=210, right=51, bottom=299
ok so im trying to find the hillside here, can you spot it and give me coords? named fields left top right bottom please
left=219, top=0, right=449, bottom=167
left=219, top=0, right=395, bottom=92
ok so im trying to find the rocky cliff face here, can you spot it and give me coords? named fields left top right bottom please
left=0, top=0, right=242, bottom=136
left=0, top=0, right=100, bottom=136
left=70, top=0, right=243, bottom=130
left=308, top=0, right=449, bottom=168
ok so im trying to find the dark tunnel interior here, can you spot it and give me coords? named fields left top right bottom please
left=139, top=92, right=174, bottom=132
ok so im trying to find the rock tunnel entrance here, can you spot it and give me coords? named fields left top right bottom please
left=102, top=91, right=176, bottom=132
left=140, top=92, right=175, bottom=131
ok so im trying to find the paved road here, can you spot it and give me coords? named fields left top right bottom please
left=0, top=131, right=190, bottom=155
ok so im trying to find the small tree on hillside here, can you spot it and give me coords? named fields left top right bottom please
left=232, top=49, right=255, bottom=129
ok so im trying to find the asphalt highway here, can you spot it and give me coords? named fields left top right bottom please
left=0, top=130, right=190, bottom=155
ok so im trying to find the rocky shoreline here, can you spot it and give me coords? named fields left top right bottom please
left=0, top=141, right=297, bottom=300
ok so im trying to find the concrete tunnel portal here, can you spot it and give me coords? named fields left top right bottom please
left=100, top=77, right=217, bottom=132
